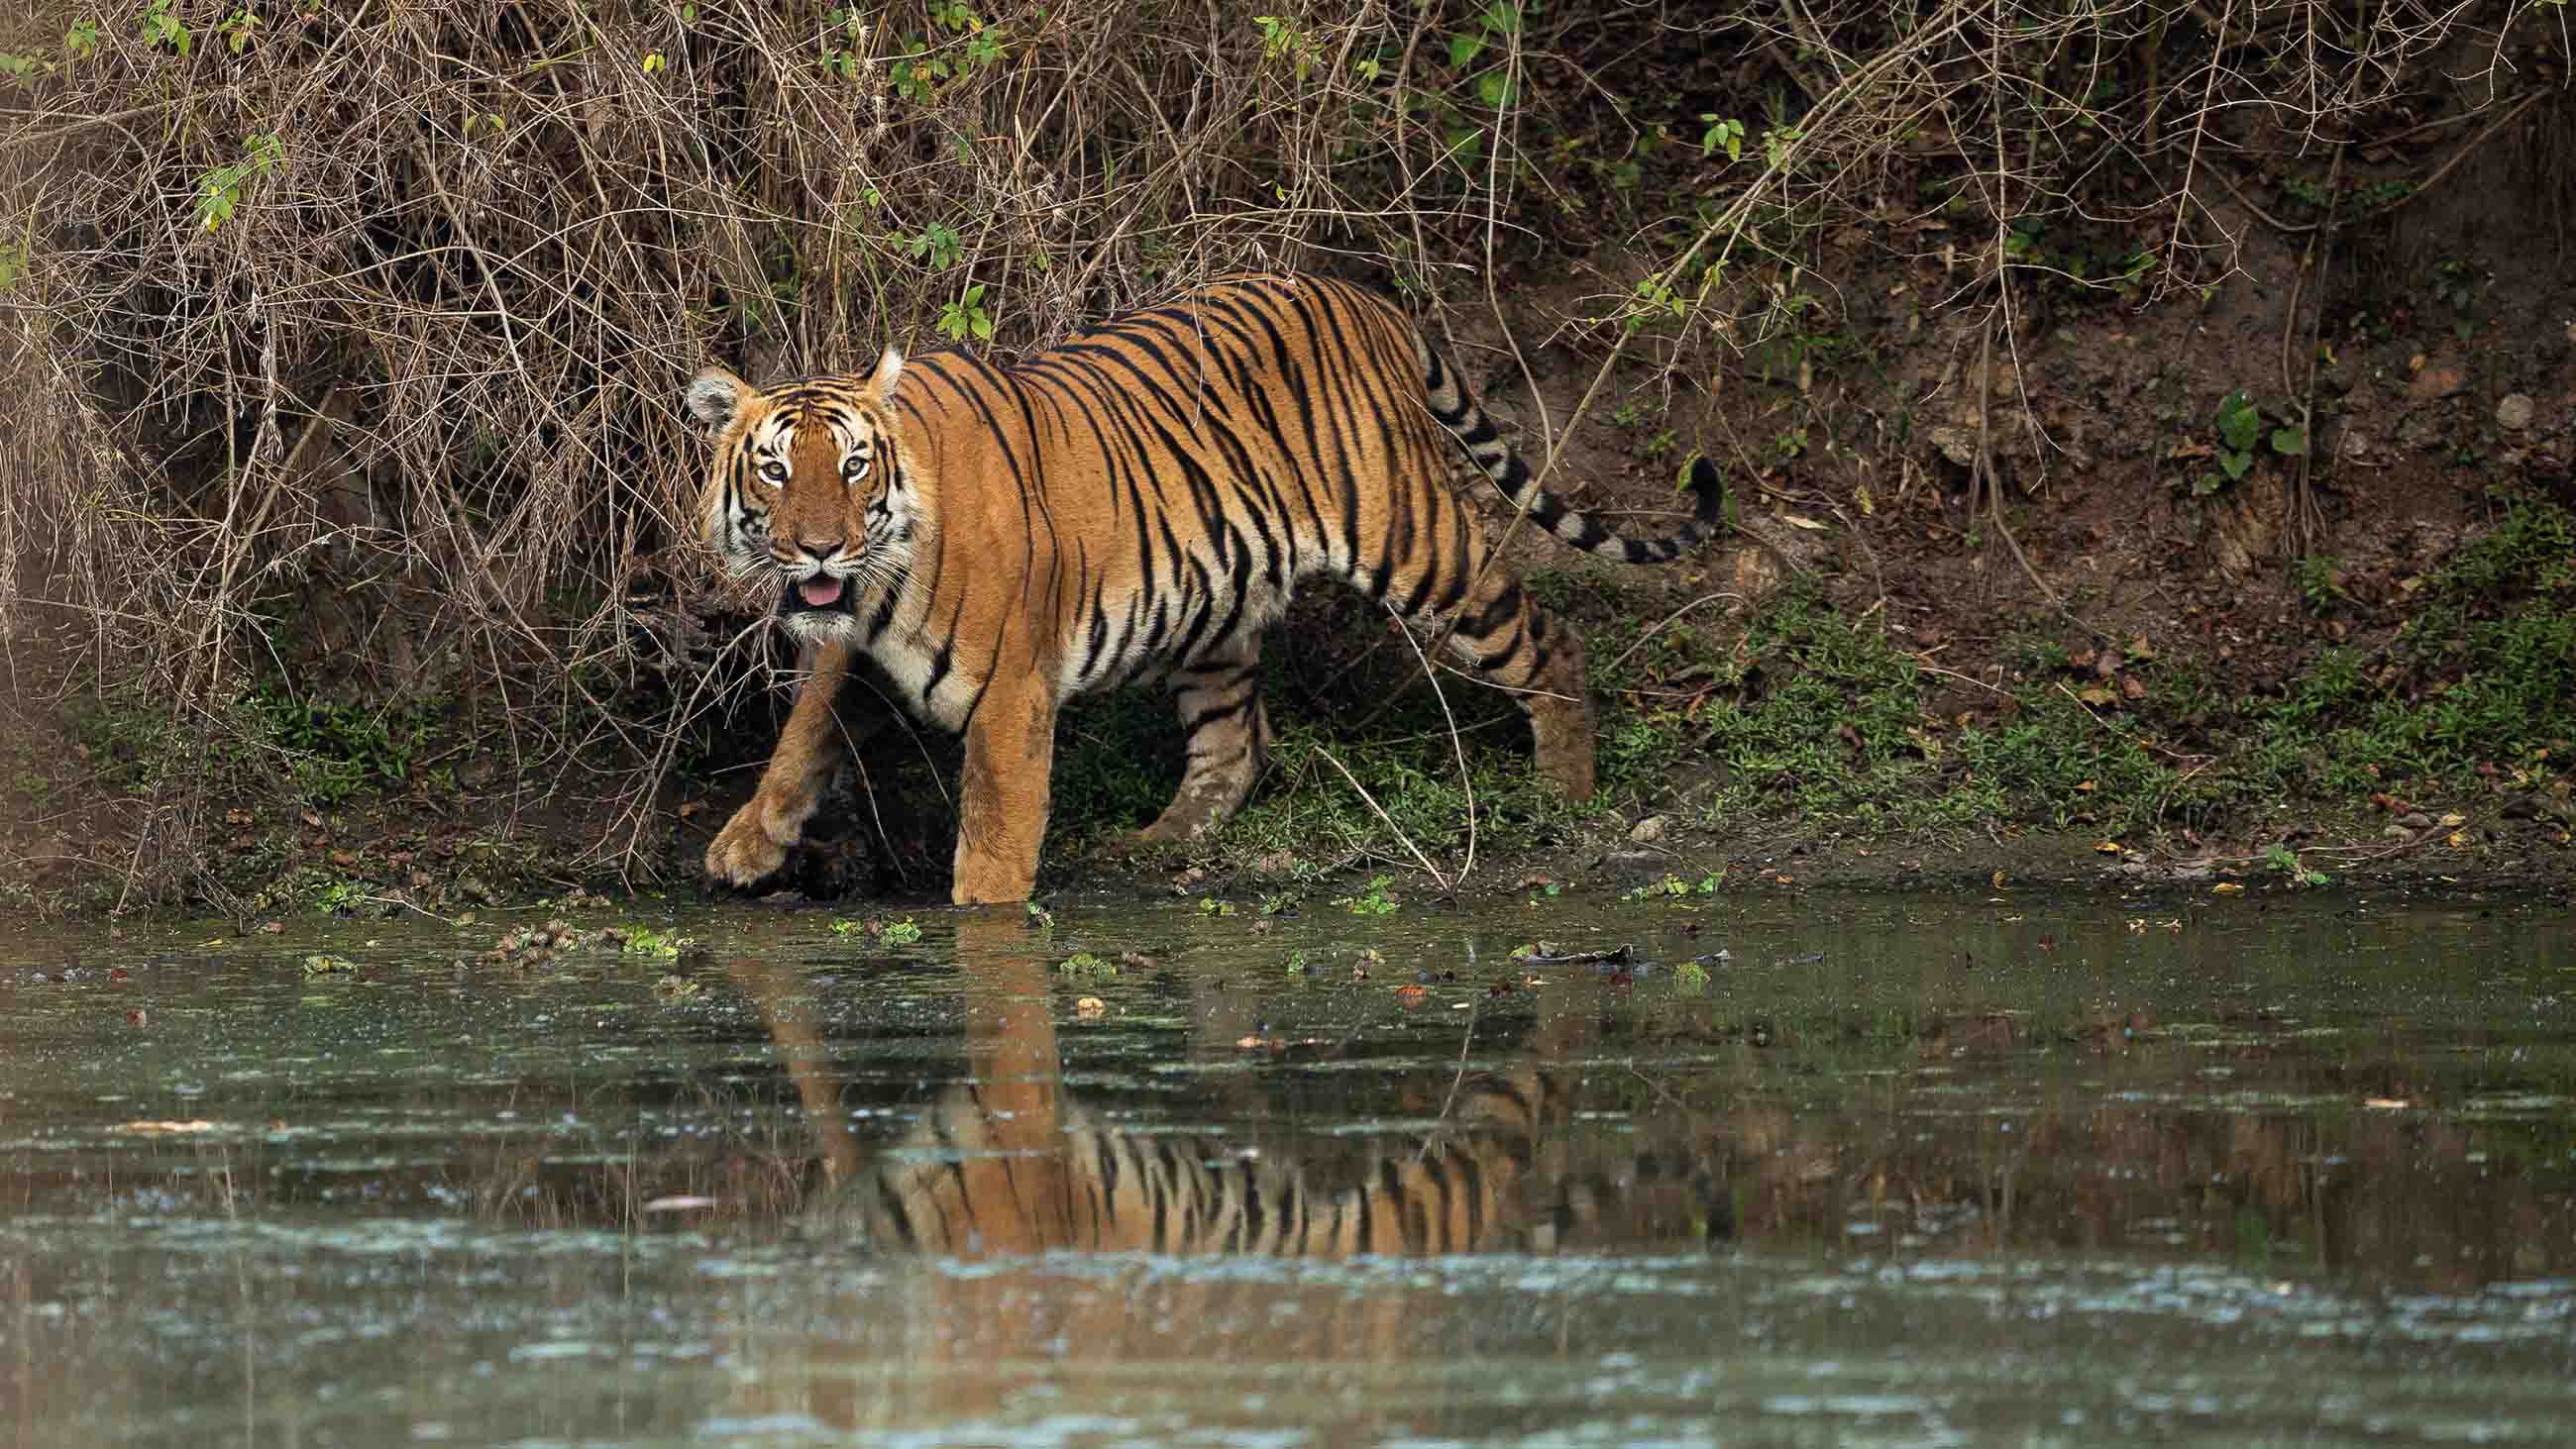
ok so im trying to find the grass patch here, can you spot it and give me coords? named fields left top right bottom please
left=75, top=683, right=451, bottom=808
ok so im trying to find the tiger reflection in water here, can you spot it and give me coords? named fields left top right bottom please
left=718, top=910, right=1722, bottom=1439
left=732, top=911, right=1726, bottom=1260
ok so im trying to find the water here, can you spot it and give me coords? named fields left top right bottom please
left=3, top=891, right=2571, bottom=1445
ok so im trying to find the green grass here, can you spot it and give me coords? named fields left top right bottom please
left=75, top=681, right=451, bottom=807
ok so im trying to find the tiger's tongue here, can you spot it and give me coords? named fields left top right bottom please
left=799, top=576, right=843, bottom=608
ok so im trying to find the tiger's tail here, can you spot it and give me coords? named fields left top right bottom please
left=1415, top=334, right=1723, bottom=564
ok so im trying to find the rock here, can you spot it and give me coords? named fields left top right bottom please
left=2495, top=393, right=2535, bottom=431
left=1629, top=815, right=1668, bottom=844
left=2408, top=363, right=2466, bottom=402
left=2397, top=811, right=2432, bottom=830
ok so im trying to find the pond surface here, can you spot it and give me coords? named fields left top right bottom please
left=3, top=889, right=2572, bottom=1446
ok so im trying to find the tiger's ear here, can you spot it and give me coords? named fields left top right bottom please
left=684, top=365, right=749, bottom=433
left=869, top=346, right=905, bottom=404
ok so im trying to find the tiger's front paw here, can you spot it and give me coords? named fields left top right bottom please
left=705, top=800, right=794, bottom=887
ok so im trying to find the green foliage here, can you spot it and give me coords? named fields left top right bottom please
left=140, top=0, right=191, bottom=55
left=2430, top=259, right=2479, bottom=338
left=2296, top=555, right=2346, bottom=614
left=1252, top=16, right=1316, bottom=79
left=197, top=133, right=283, bottom=233
left=938, top=281, right=995, bottom=341
left=1624, top=872, right=1721, bottom=900
left=618, top=927, right=691, bottom=959
left=831, top=915, right=923, bottom=944
left=1335, top=875, right=1398, bottom=915
left=908, top=222, right=964, bottom=270
left=2234, top=503, right=2575, bottom=794
left=2193, top=390, right=2302, bottom=495
left=2262, top=845, right=2330, bottom=889
left=1058, top=951, right=1118, bottom=979
left=243, top=688, right=442, bottom=805
left=820, top=7, right=866, bottom=80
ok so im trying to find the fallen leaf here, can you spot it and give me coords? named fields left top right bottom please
left=1075, top=995, right=1107, bottom=1018
left=2211, top=881, right=2244, bottom=895
left=2094, top=840, right=2123, bottom=853
left=1394, top=984, right=1428, bottom=1007
left=1782, top=513, right=1827, bottom=531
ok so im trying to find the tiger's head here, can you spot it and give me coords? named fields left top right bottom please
left=684, top=348, right=918, bottom=643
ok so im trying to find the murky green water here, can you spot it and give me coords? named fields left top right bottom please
left=3, top=890, right=2571, bottom=1445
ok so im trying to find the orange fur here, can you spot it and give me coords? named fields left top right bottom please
left=685, top=274, right=1719, bottom=903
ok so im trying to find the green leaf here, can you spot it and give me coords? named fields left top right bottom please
left=2220, top=450, right=2253, bottom=480
left=1448, top=33, right=1483, bottom=66
left=2269, top=426, right=2307, bottom=457
left=1475, top=70, right=1513, bottom=107
left=2215, top=390, right=2262, bottom=452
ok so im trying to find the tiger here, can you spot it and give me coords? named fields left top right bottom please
left=684, top=272, right=1722, bottom=903
left=803, top=1067, right=1726, bottom=1259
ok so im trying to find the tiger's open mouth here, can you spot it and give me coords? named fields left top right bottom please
left=781, top=574, right=855, bottom=618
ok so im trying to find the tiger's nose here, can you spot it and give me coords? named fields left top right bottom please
left=793, top=535, right=842, bottom=558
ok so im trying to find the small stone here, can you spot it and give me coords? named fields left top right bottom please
left=1628, top=815, right=1668, bottom=844
left=2408, top=364, right=2465, bottom=402
left=2398, top=811, right=2433, bottom=830
left=2495, top=393, right=2535, bottom=431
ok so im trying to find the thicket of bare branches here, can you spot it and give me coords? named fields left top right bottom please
left=0, top=0, right=2550, bottom=899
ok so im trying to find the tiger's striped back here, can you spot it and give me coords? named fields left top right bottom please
left=689, top=274, right=1722, bottom=903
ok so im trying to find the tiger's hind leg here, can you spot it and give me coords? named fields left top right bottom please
left=1382, top=552, right=1598, bottom=801
left=1135, top=639, right=1274, bottom=845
